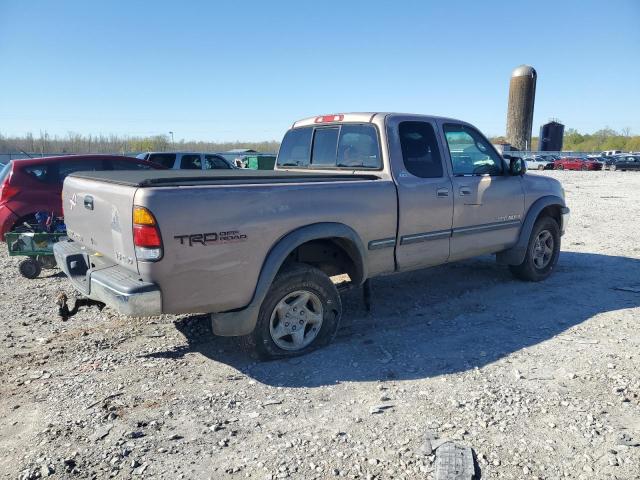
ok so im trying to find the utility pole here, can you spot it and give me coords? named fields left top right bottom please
left=169, top=131, right=175, bottom=150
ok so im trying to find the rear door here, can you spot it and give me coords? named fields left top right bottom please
left=439, top=122, right=524, bottom=261
left=387, top=116, right=453, bottom=270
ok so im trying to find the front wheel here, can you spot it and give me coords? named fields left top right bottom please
left=509, top=216, right=560, bottom=282
left=556, top=164, right=564, bottom=170
left=247, top=263, right=342, bottom=359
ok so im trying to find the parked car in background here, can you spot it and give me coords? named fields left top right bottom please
left=135, top=152, right=236, bottom=170
left=554, top=157, right=602, bottom=171
left=525, top=155, right=554, bottom=170
left=611, top=155, right=640, bottom=171
left=603, top=150, right=622, bottom=157
left=0, top=155, right=163, bottom=240
left=599, top=155, right=618, bottom=170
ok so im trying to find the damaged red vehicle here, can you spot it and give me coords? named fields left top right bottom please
left=0, top=155, right=162, bottom=240
left=553, top=157, right=602, bottom=171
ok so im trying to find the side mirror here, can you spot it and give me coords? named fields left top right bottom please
left=509, top=157, right=526, bottom=176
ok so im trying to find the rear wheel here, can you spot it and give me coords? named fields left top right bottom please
left=509, top=216, right=560, bottom=282
left=610, top=164, right=616, bottom=171
left=557, top=164, right=564, bottom=170
left=581, top=164, right=588, bottom=171
left=247, top=263, right=342, bottom=359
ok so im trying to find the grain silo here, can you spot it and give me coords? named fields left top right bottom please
left=506, top=65, right=537, bottom=151
left=539, top=120, right=564, bottom=151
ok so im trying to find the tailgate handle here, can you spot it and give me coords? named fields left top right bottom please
left=84, top=195, right=94, bottom=210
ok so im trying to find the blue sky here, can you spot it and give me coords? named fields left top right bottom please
left=0, top=0, right=638, bottom=142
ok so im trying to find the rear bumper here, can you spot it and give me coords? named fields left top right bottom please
left=53, top=240, right=162, bottom=316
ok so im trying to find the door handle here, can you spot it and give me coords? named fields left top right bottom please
left=436, top=188, right=449, bottom=197
left=459, top=187, right=472, bottom=196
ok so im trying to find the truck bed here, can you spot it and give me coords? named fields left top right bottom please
left=69, top=169, right=381, bottom=187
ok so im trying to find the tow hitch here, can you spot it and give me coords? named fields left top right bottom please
left=56, top=293, right=105, bottom=320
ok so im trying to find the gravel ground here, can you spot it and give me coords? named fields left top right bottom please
left=1, top=170, right=639, bottom=480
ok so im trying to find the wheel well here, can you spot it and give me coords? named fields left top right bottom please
left=538, top=205, right=561, bottom=226
left=279, top=238, right=362, bottom=284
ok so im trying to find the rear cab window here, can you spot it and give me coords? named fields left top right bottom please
left=277, top=124, right=381, bottom=170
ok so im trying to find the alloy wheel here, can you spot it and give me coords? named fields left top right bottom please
left=269, top=290, right=324, bottom=351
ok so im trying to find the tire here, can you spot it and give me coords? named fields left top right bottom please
left=557, top=164, right=564, bottom=170
left=509, top=216, right=560, bottom=282
left=610, top=165, right=616, bottom=171
left=538, top=165, right=544, bottom=170
left=19, top=258, right=42, bottom=279
left=247, top=263, right=342, bottom=359
left=581, top=165, right=587, bottom=171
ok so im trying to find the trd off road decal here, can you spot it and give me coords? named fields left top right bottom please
left=174, top=230, right=247, bottom=246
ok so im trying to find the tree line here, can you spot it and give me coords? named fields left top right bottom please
left=0, top=131, right=280, bottom=155
left=2, top=127, right=639, bottom=156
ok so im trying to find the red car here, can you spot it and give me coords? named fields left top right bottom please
left=0, top=155, right=163, bottom=240
left=553, top=157, right=602, bottom=171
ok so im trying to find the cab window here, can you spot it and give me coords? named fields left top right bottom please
left=398, top=121, right=443, bottom=178
left=443, top=124, right=504, bottom=176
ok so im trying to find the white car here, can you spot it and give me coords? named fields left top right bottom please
left=135, top=152, right=236, bottom=170
left=525, top=156, right=554, bottom=171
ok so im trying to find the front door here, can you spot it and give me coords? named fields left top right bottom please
left=388, top=118, right=453, bottom=270
left=438, top=122, right=525, bottom=261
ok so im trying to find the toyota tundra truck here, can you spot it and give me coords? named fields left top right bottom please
left=54, top=113, right=569, bottom=358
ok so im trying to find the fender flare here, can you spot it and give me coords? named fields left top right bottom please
left=496, top=195, right=567, bottom=266
left=212, top=222, right=367, bottom=336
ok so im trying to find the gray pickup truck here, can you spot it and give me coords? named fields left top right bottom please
left=54, top=113, right=569, bottom=358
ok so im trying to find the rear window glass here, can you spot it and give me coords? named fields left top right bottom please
left=311, top=128, right=339, bottom=166
left=148, top=153, right=176, bottom=168
left=277, top=124, right=381, bottom=169
left=109, top=159, right=155, bottom=170
left=337, top=124, right=381, bottom=168
left=277, top=127, right=312, bottom=167
left=24, top=164, right=55, bottom=183
left=58, top=159, right=104, bottom=182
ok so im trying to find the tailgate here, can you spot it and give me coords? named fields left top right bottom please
left=62, top=175, right=139, bottom=273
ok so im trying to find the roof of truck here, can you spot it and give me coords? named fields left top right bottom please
left=68, top=168, right=380, bottom=187
left=292, top=112, right=463, bottom=128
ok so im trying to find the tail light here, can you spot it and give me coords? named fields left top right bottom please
left=133, top=206, right=162, bottom=261
left=0, top=178, right=18, bottom=205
